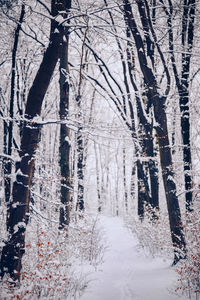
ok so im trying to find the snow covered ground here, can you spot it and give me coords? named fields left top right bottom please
left=80, top=215, right=188, bottom=300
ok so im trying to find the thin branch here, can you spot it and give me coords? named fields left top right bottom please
left=36, top=0, right=51, bottom=14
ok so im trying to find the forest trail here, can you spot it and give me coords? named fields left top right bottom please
left=80, top=215, right=187, bottom=300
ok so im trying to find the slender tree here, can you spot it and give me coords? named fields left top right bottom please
left=94, top=141, right=102, bottom=212
left=76, top=27, right=88, bottom=212
left=59, top=24, right=71, bottom=229
left=163, top=0, right=196, bottom=212
left=4, top=4, right=25, bottom=207
left=123, top=146, right=128, bottom=213
left=125, top=2, right=159, bottom=214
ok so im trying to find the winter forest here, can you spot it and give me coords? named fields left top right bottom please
left=0, top=0, right=200, bottom=299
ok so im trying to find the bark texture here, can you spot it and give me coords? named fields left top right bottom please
left=168, top=0, right=195, bottom=211
left=59, top=31, right=71, bottom=229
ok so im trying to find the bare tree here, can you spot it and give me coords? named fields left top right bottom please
left=123, top=0, right=186, bottom=264
left=4, top=4, right=25, bottom=210
left=59, top=24, right=71, bottom=229
left=75, top=27, right=88, bottom=212
left=0, top=0, right=72, bottom=282
left=162, top=0, right=196, bottom=212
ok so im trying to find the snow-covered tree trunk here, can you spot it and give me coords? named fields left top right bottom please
left=123, top=0, right=186, bottom=263
left=4, top=4, right=25, bottom=208
left=166, top=0, right=196, bottom=212
left=0, top=0, right=72, bottom=282
left=59, top=30, right=71, bottom=229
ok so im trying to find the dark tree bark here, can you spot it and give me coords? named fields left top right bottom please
left=0, top=0, right=72, bottom=282
left=123, top=0, right=186, bottom=263
left=136, top=109, right=159, bottom=215
left=166, top=0, right=195, bottom=212
left=130, top=161, right=136, bottom=202
left=76, top=125, right=85, bottom=211
left=137, top=159, right=151, bottom=219
left=123, top=147, right=128, bottom=213
left=59, top=30, right=71, bottom=229
left=141, top=120, right=159, bottom=211
left=179, top=0, right=195, bottom=212
left=125, top=24, right=159, bottom=216
left=75, top=29, right=88, bottom=213
left=148, top=159, right=159, bottom=210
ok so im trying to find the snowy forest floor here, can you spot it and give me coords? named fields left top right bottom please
left=79, top=215, right=188, bottom=300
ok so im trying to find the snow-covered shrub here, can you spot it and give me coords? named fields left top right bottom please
left=68, top=214, right=105, bottom=268
left=0, top=213, right=104, bottom=299
left=126, top=205, right=173, bottom=258
left=175, top=207, right=200, bottom=300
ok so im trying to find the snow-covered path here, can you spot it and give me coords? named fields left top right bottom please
left=80, top=216, right=187, bottom=300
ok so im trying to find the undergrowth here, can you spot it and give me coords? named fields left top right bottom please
left=0, top=213, right=105, bottom=299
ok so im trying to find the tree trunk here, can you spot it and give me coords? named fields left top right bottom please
left=123, top=0, right=186, bottom=263
left=4, top=4, right=25, bottom=207
left=148, top=159, right=159, bottom=210
left=137, top=159, right=151, bottom=220
left=123, top=147, right=128, bottom=213
left=76, top=126, right=85, bottom=211
left=0, top=0, right=72, bottom=282
left=143, top=127, right=159, bottom=211
left=94, top=142, right=102, bottom=212
left=59, top=31, right=71, bottom=229
left=75, top=28, right=88, bottom=213
left=167, top=0, right=196, bottom=212
left=179, top=0, right=195, bottom=211
left=130, top=161, right=136, bottom=202
left=155, top=100, right=186, bottom=263
left=125, top=25, right=159, bottom=215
